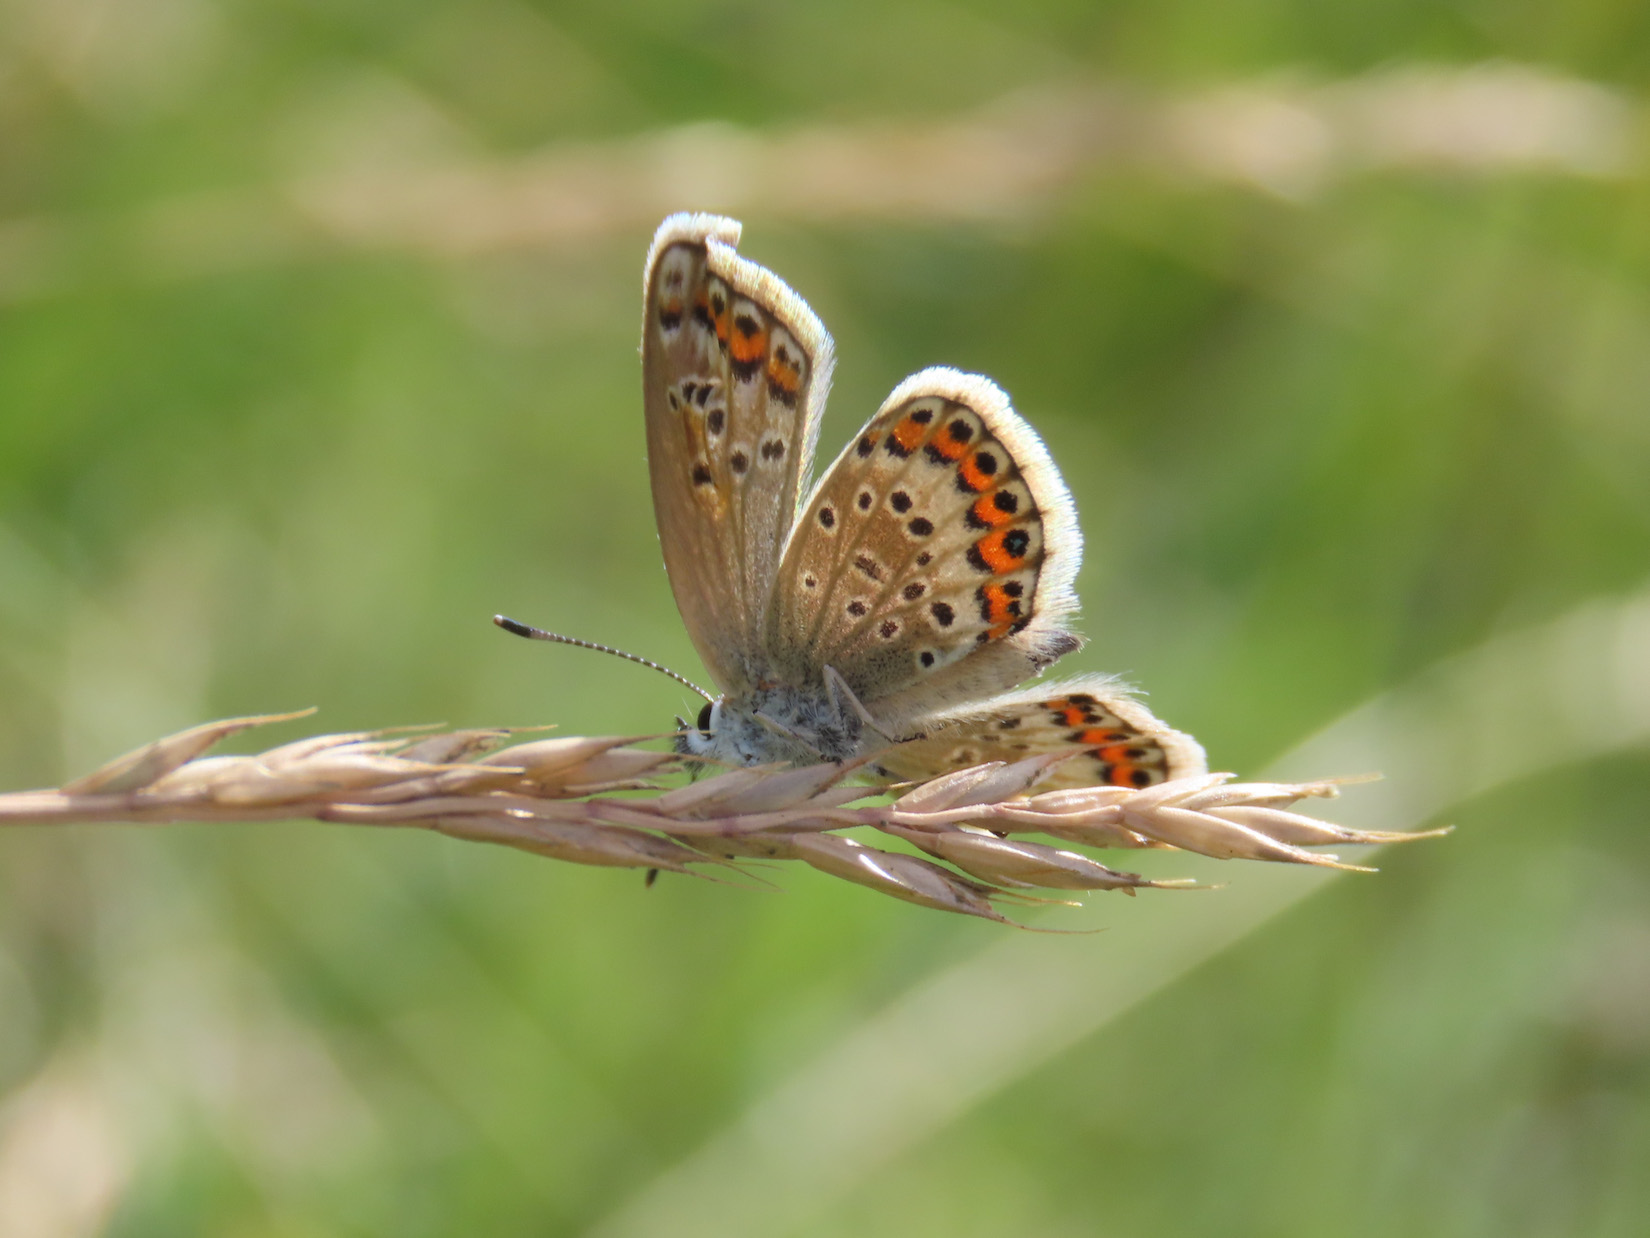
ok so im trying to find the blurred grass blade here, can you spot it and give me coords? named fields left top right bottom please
left=580, top=585, right=1650, bottom=1238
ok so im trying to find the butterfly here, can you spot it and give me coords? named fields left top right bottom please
left=642, top=213, right=1205, bottom=791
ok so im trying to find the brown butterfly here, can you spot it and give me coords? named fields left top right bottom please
left=628, top=214, right=1206, bottom=791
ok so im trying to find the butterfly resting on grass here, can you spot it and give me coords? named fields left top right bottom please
left=503, top=215, right=1205, bottom=792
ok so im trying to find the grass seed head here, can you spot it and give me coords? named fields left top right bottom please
left=0, top=712, right=1443, bottom=923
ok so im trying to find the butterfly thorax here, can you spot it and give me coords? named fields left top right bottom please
left=676, top=683, right=867, bottom=767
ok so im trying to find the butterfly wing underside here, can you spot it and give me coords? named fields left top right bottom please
left=642, top=214, right=835, bottom=694
left=765, top=368, right=1083, bottom=734
left=870, top=677, right=1208, bottom=790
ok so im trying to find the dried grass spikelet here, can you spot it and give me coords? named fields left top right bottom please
left=0, top=712, right=1448, bottom=925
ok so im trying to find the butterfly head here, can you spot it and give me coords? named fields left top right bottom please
left=677, top=697, right=778, bottom=765
left=675, top=699, right=720, bottom=759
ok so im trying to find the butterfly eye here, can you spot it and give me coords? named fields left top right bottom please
left=696, top=701, right=715, bottom=734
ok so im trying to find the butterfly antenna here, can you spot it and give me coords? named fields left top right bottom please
left=493, top=615, right=714, bottom=702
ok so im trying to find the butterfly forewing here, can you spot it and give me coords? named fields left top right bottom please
left=870, top=677, right=1208, bottom=790
left=765, top=369, right=1082, bottom=728
left=642, top=215, right=834, bottom=693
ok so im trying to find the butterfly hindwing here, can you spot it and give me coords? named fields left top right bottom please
left=765, top=369, right=1082, bottom=729
left=869, top=677, right=1208, bottom=790
left=642, top=214, right=835, bottom=693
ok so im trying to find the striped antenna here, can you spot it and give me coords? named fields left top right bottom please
left=493, top=615, right=714, bottom=702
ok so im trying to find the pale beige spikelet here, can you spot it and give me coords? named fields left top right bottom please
left=786, top=834, right=1018, bottom=923
left=0, top=712, right=1446, bottom=924
left=58, top=709, right=319, bottom=795
left=883, top=826, right=1198, bottom=894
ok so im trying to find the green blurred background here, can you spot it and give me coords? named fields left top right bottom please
left=3, top=2, right=1649, bottom=1234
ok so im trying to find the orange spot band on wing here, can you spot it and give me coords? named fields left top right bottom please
left=973, top=528, right=1029, bottom=574
left=696, top=289, right=730, bottom=344
left=979, top=582, right=1021, bottom=638
left=971, top=493, right=1015, bottom=527
left=730, top=316, right=765, bottom=364
left=892, top=415, right=929, bottom=453
left=1078, top=728, right=1128, bottom=746
left=767, top=353, right=801, bottom=398
left=957, top=452, right=995, bottom=492
left=928, top=432, right=969, bottom=462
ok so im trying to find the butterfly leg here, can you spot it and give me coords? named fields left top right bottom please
left=751, top=708, right=829, bottom=761
left=824, top=665, right=893, bottom=746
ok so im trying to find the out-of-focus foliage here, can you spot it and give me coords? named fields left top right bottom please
left=1, top=2, right=1647, bottom=1235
